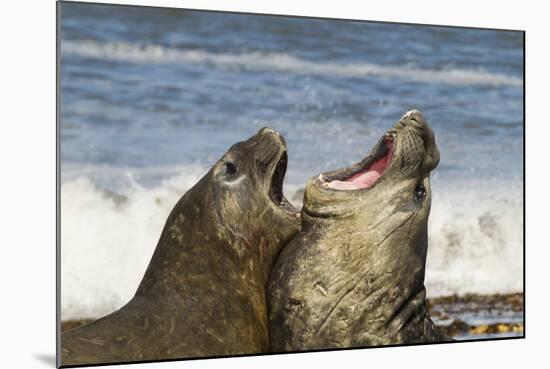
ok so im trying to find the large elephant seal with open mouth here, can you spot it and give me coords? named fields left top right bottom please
left=61, top=128, right=300, bottom=366
left=268, top=110, right=448, bottom=352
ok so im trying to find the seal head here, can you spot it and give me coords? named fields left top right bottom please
left=138, top=126, right=300, bottom=289
left=305, top=109, right=439, bottom=218
left=268, top=110, right=446, bottom=352
left=62, top=128, right=300, bottom=365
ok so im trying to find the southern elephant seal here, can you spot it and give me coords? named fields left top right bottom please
left=268, top=110, right=448, bottom=352
left=61, top=127, right=300, bottom=366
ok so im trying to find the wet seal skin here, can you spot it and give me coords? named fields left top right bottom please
left=268, top=110, right=450, bottom=352
left=61, top=128, right=300, bottom=366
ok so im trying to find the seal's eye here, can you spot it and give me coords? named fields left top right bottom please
left=224, top=161, right=238, bottom=176
left=415, top=184, right=426, bottom=201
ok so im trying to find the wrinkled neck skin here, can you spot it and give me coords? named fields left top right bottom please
left=297, top=111, right=443, bottom=345
left=302, top=181, right=435, bottom=345
left=268, top=111, right=445, bottom=351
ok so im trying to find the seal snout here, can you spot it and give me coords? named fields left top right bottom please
left=257, top=126, right=286, bottom=145
left=258, top=126, right=279, bottom=136
left=399, top=109, right=428, bottom=131
left=398, top=110, right=439, bottom=172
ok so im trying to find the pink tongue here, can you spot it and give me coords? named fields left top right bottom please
left=328, top=148, right=392, bottom=190
left=328, top=171, right=380, bottom=190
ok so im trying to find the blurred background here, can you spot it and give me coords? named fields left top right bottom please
left=60, top=3, right=523, bottom=338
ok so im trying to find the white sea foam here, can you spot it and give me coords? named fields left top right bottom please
left=426, top=182, right=523, bottom=297
left=61, top=166, right=207, bottom=320
left=62, top=40, right=523, bottom=88
left=60, top=167, right=523, bottom=320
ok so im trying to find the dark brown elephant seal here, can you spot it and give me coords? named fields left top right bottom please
left=61, top=127, right=300, bottom=366
left=268, top=110, right=449, bottom=352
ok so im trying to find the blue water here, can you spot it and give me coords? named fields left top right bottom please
left=60, top=3, right=523, bottom=190
left=59, top=4, right=524, bottom=318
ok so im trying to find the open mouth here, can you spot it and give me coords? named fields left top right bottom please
left=322, top=132, right=396, bottom=191
left=270, top=151, right=297, bottom=213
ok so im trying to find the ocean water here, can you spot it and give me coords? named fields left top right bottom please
left=60, top=3, right=524, bottom=320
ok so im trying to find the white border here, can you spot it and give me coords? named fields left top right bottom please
left=2, top=0, right=547, bottom=368
left=60, top=0, right=527, bottom=30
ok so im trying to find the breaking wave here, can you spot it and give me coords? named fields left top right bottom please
left=60, top=167, right=523, bottom=320
left=62, top=40, right=523, bottom=88
left=426, top=181, right=523, bottom=297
